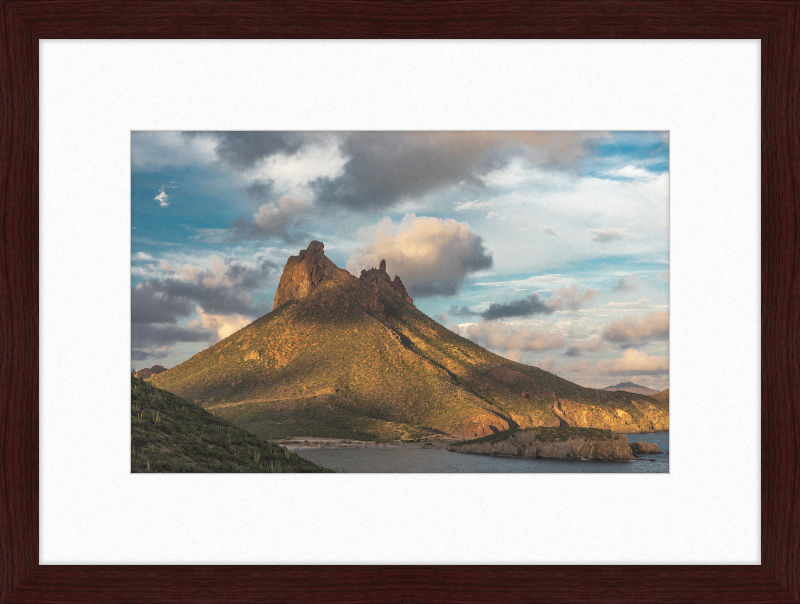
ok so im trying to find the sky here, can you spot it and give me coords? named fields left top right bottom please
left=131, top=131, right=669, bottom=390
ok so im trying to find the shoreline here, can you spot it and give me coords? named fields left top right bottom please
left=278, top=430, right=668, bottom=451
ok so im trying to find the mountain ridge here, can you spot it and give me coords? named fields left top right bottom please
left=152, top=242, right=668, bottom=440
left=601, top=382, right=661, bottom=396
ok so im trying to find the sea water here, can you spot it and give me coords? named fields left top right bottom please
left=299, top=431, right=669, bottom=473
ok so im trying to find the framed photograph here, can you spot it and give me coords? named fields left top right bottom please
left=130, top=129, right=670, bottom=475
left=2, top=1, right=797, bottom=602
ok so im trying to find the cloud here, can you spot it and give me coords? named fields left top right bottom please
left=455, top=200, right=495, bottom=211
left=535, top=357, right=558, bottom=373
left=604, top=165, right=660, bottom=180
left=595, top=349, right=669, bottom=375
left=154, top=188, right=170, bottom=207
left=153, top=182, right=177, bottom=208
left=477, top=294, right=554, bottom=320
left=563, top=335, right=608, bottom=357
left=230, top=195, right=310, bottom=242
left=599, top=299, right=652, bottom=311
left=546, top=283, right=599, bottom=311
left=660, top=269, right=670, bottom=281
left=347, top=214, right=493, bottom=297
left=451, top=284, right=597, bottom=320
left=131, top=346, right=174, bottom=361
left=612, top=274, right=639, bottom=291
left=312, top=131, right=607, bottom=211
left=131, top=255, right=279, bottom=324
left=192, top=131, right=306, bottom=171
left=131, top=132, right=217, bottom=171
left=193, top=306, right=253, bottom=341
left=458, top=320, right=566, bottom=354
left=560, top=349, right=669, bottom=381
left=590, top=228, right=629, bottom=242
left=131, top=322, right=215, bottom=349
left=602, top=311, right=669, bottom=344
left=540, top=227, right=559, bottom=237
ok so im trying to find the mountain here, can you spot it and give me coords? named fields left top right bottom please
left=601, top=382, right=661, bottom=396
left=134, top=365, right=167, bottom=380
left=652, top=388, right=669, bottom=402
left=130, top=375, right=332, bottom=472
left=151, top=241, right=668, bottom=441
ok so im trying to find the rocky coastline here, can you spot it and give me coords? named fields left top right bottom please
left=447, top=427, right=661, bottom=461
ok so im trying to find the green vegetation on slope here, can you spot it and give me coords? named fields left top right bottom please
left=130, top=376, right=333, bottom=473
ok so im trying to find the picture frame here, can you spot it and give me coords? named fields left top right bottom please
left=2, top=1, right=797, bottom=602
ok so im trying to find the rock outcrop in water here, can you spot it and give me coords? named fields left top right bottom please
left=448, top=427, right=635, bottom=461
left=630, top=441, right=663, bottom=454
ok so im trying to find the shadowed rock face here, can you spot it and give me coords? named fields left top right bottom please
left=358, top=260, right=413, bottom=305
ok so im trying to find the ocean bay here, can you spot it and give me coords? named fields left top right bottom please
left=300, top=431, right=669, bottom=473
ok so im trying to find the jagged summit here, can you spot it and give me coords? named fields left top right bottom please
left=272, top=241, right=352, bottom=309
left=154, top=241, right=668, bottom=441
left=273, top=241, right=413, bottom=312
left=358, top=258, right=413, bottom=305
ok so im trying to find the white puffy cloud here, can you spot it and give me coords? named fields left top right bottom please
left=458, top=320, right=565, bottom=355
left=602, top=311, right=669, bottom=344
left=547, top=283, right=599, bottom=311
left=192, top=306, right=253, bottom=341
left=347, top=214, right=493, bottom=297
left=595, top=349, right=669, bottom=374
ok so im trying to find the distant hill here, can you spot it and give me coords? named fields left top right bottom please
left=134, top=365, right=167, bottom=380
left=130, top=376, right=332, bottom=473
left=652, top=389, right=669, bottom=402
left=601, top=382, right=661, bottom=396
left=152, top=241, right=668, bottom=441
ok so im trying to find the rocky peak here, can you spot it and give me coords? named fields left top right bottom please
left=273, top=240, right=351, bottom=309
left=358, top=258, right=413, bottom=305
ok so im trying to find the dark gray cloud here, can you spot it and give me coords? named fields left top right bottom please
left=448, top=305, right=481, bottom=318
left=131, top=347, right=174, bottom=361
left=246, top=180, right=275, bottom=201
left=481, top=294, right=554, bottom=320
left=450, top=293, right=555, bottom=320
left=131, top=323, right=215, bottom=350
left=564, top=346, right=581, bottom=357
left=313, top=132, right=605, bottom=211
left=132, top=260, right=277, bottom=322
left=185, top=131, right=306, bottom=170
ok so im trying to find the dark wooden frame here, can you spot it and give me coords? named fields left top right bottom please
left=1, top=1, right=797, bottom=602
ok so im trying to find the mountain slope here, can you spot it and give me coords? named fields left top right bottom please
left=652, top=389, right=669, bottom=402
left=134, top=365, right=167, bottom=380
left=131, top=375, right=333, bottom=472
left=601, top=382, right=660, bottom=396
left=152, top=241, right=668, bottom=440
